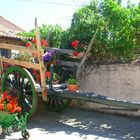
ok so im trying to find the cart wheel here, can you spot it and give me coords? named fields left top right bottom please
left=1, top=66, right=37, bottom=118
left=45, top=96, right=71, bottom=112
left=22, top=129, right=30, bottom=139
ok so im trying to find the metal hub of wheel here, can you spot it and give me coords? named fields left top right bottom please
left=1, top=66, right=37, bottom=118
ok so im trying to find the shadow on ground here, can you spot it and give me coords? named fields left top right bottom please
left=27, top=99, right=140, bottom=140
left=1, top=98, right=140, bottom=140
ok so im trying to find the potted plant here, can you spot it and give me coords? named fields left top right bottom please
left=52, top=73, right=60, bottom=84
left=42, top=50, right=61, bottom=67
left=67, top=78, right=79, bottom=92
left=71, top=40, right=86, bottom=59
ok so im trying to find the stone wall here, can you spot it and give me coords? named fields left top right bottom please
left=71, top=62, right=140, bottom=116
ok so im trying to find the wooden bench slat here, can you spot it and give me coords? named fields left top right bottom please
left=0, top=57, right=40, bottom=70
left=0, top=43, right=38, bottom=54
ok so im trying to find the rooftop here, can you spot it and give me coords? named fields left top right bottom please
left=0, top=16, right=25, bottom=34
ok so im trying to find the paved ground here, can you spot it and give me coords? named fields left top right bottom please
left=1, top=100, right=140, bottom=140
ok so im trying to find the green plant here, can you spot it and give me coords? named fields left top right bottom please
left=25, top=39, right=49, bottom=49
left=68, top=0, right=140, bottom=62
left=53, top=73, right=59, bottom=81
left=18, top=24, right=64, bottom=48
left=12, top=53, right=34, bottom=63
left=71, top=40, right=86, bottom=57
left=67, top=78, right=78, bottom=85
left=17, top=0, right=140, bottom=62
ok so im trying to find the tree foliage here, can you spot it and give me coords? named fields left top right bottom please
left=18, top=0, right=140, bottom=62
left=18, top=24, right=64, bottom=48
left=68, top=0, right=140, bottom=62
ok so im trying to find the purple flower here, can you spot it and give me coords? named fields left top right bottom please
left=42, top=50, right=56, bottom=62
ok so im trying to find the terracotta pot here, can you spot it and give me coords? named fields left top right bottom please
left=67, top=84, right=78, bottom=92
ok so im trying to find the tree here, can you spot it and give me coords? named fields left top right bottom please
left=18, top=24, right=64, bottom=48
left=66, top=0, right=140, bottom=62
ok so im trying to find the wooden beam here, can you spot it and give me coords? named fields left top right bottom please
left=0, top=57, right=40, bottom=70
left=0, top=43, right=38, bottom=54
left=35, top=18, right=47, bottom=101
left=76, top=29, right=98, bottom=79
left=0, top=60, right=2, bottom=76
left=45, top=47, right=74, bottom=54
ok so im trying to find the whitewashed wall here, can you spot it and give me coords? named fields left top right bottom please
left=71, top=62, right=140, bottom=116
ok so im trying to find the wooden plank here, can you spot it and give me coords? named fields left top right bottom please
left=0, top=43, right=38, bottom=54
left=45, top=47, right=74, bottom=54
left=0, top=60, right=2, bottom=76
left=0, top=41, right=74, bottom=55
left=35, top=18, right=47, bottom=101
left=0, top=57, right=40, bottom=70
left=76, top=29, right=98, bottom=78
left=59, top=60, right=79, bottom=67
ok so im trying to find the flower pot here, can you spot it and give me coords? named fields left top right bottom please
left=67, top=84, right=78, bottom=92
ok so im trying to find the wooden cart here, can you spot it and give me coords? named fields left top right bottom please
left=0, top=18, right=48, bottom=118
left=1, top=18, right=140, bottom=121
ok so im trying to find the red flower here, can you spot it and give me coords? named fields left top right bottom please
left=41, top=40, right=49, bottom=47
left=73, top=51, right=79, bottom=56
left=45, top=71, right=51, bottom=78
left=10, top=100, right=18, bottom=105
left=32, top=69, right=37, bottom=75
left=41, top=39, right=46, bottom=44
left=16, top=106, right=21, bottom=112
left=7, top=95, right=13, bottom=102
left=3, top=63, right=8, bottom=68
left=32, top=39, right=36, bottom=44
left=36, top=74, right=41, bottom=82
left=26, top=42, right=31, bottom=47
left=0, top=91, right=21, bottom=113
left=71, top=40, right=79, bottom=48
left=0, top=104, right=4, bottom=111
left=1, top=91, right=8, bottom=100
left=43, top=42, right=49, bottom=47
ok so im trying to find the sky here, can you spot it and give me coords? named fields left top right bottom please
left=0, top=0, right=140, bottom=31
left=0, top=0, right=91, bottom=31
